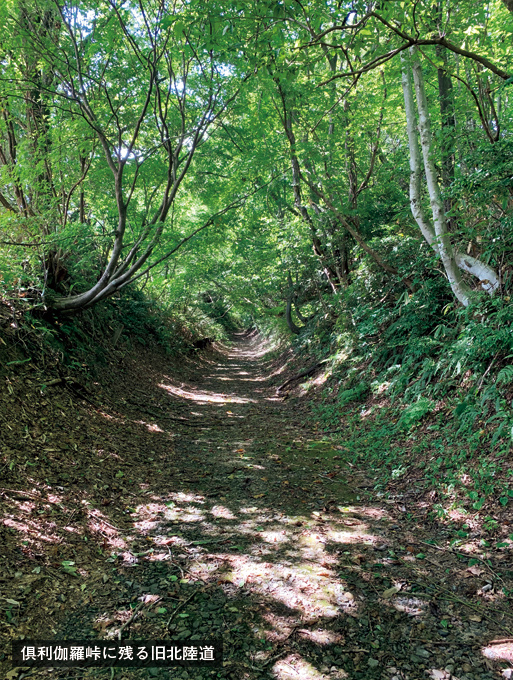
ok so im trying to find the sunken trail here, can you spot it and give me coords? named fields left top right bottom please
left=1, top=333, right=510, bottom=679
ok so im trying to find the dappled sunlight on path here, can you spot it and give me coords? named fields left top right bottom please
left=159, top=381, right=256, bottom=404
left=1, top=332, right=510, bottom=680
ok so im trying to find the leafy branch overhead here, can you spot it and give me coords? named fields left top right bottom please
left=0, top=0, right=512, bottom=315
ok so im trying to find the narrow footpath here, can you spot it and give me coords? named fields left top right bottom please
left=1, top=333, right=511, bottom=680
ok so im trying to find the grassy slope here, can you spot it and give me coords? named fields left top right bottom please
left=287, top=291, right=513, bottom=560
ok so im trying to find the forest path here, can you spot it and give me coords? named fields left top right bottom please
left=2, top=333, right=509, bottom=680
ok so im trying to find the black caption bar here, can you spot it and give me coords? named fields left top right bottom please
left=12, top=640, right=223, bottom=668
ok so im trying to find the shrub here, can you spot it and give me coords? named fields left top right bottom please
left=338, top=382, right=369, bottom=406
left=396, top=397, right=435, bottom=430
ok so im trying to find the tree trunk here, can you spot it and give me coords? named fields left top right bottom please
left=291, top=272, right=312, bottom=323
left=294, top=299, right=309, bottom=324
left=454, top=253, right=499, bottom=293
left=19, top=3, right=60, bottom=215
left=401, top=52, right=436, bottom=246
left=404, top=48, right=501, bottom=305
left=276, top=80, right=340, bottom=292
left=436, top=45, right=456, bottom=230
left=284, top=113, right=339, bottom=293
left=305, top=179, right=415, bottom=288
left=285, top=273, right=301, bottom=334
left=409, top=47, right=471, bottom=306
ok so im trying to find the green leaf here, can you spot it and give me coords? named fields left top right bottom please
left=173, top=20, right=185, bottom=37
left=61, top=560, right=79, bottom=576
left=62, top=566, right=79, bottom=576
left=273, top=3, right=285, bottom=19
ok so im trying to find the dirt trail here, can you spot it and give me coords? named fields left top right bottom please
left=1, top=333, right=511, bottom=680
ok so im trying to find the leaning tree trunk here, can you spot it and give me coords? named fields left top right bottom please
left=401, top=49, right=500, bottom=303
left=410, top=47, right=471, bottom=306
left=294, top=299, right=309, bottom=324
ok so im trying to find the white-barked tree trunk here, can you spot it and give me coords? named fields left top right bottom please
left=401, top=48, right=500, bottom=305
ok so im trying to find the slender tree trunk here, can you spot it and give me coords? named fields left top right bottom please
left=436, top=45, right=456, bottom=230
left=20, top=4, right=60, bottom=215
left=305, top=180, right=413, bottom=286
left=279, top=91, right=339, bottom=292
left=344, top=99, right=358, bottom=212
left=402, top=49, right=499, bottom=302
left=79, top=156, right=87, bottom=223
left=294, top=299, right=309, bottom=324
left=401, top=53, right=436, bottom=247
left=292, top=273, right=310, bottom=323
left=410, top=46, right=470, bottom=306
left=285, top=272, right=301, bottom=334
left=321, top=52, right=354, bottom=285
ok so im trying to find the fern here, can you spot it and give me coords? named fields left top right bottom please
left=338, top=383, right=369, bottom=406
left=497, top=364, right=513, bottom=386
left=397, top=397, right=434, bottom=430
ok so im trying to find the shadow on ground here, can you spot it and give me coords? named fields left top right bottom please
left=1, top=332, right=511, bottom=679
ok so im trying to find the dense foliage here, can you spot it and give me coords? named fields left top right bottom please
left=1, top=0, right=513, bottom=454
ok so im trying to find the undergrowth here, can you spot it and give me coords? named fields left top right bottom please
left=301, top=241, right=513, bottom=514
left=0, top=285, right=234, bottom=379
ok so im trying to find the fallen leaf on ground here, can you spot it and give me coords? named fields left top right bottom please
left=465, top=565, right=484, bottom=576
left=382, top=585, right=401, bottom=599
